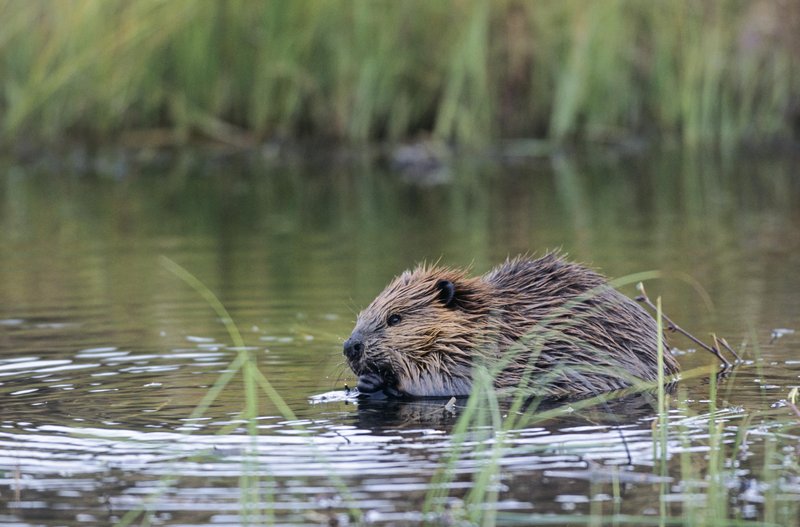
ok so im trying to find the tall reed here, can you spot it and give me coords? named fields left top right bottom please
left=1, top=0, right=797, bottom=148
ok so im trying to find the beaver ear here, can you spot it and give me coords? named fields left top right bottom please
left=436, top=279, right=457, bottom=308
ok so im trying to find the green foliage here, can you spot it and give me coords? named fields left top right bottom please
left=1, top=1, right=797, bottom=146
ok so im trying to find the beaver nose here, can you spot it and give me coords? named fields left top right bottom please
left=343, top=336, right=364, bottom=361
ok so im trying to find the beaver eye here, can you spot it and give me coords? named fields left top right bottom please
left=387, top=313, right=402, bottom=327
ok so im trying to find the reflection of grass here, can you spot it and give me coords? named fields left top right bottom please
left=1, top=1, right=797, bottom=146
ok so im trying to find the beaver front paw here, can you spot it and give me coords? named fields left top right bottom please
left=356, top=372, right=384, bottom=393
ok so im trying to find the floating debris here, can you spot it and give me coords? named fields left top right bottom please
left=186, top=335, right=216, bottom=343
left=309, top=386, right=360, bottom=404
left=770, top=328, right=795, bottom=344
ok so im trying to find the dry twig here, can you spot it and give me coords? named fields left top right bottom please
left=635, top=282, right=738, bottom=369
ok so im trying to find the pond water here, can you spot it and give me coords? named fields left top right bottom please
left=0, top=148, right=798, bottom=526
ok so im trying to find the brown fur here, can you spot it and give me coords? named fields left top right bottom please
left=343, top=253, right=680, bottom=398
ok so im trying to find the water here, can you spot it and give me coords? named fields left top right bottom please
left=1, top=149, right=799, bottom=525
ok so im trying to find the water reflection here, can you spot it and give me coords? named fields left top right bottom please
left=0, top=149, right=798, bottom=525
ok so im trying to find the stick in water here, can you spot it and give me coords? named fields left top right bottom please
left=635, top=282, right=735, bottom=369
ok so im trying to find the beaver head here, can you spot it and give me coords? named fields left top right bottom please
left=343, top=265, right=494, bottom=398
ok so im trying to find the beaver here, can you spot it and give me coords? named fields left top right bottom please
left=343, top=253, right=680, bottom=398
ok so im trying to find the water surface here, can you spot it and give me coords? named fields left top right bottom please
left=1, top=149, right=798, bottom=525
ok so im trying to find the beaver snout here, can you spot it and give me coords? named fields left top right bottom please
left=343, top=334, right=365, bottom=361
left=343, top=332, right=404, bottom=397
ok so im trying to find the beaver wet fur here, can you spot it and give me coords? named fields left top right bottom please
left=343, top=253, right=680, bottom=398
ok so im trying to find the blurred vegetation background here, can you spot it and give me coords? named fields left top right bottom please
left=1, top=0, right=798, bottom=149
